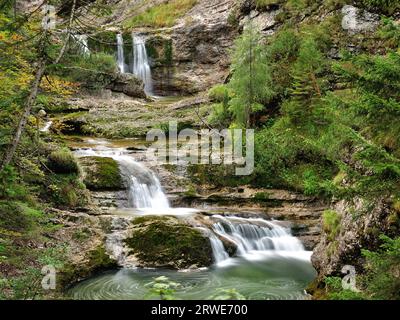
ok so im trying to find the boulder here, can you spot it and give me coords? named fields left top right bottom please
left=125, top=216, right=213, bottom=269
left=107, top=73, right=146, bottom=98
left=79, top=156, right=125, bottom=191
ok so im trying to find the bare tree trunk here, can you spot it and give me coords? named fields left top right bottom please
left=0, top=0, right=77, bottom=171
left=0, top=59, right=46, bottom=170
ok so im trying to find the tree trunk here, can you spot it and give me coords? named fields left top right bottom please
left=0, top=59, right=46, bottom=170
left=0, top=0, right=77, bottom=171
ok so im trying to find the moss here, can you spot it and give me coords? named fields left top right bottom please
left=123, top=0, right=197, bottom=28
left=253, top=192, right=270, bottom=201
left=187, top=164, right=252, bottom=188
left=183, top=186, right=197, bottom=198
left=327, top=240, right=339, bottom=257
left=45, top=173, right=89, bottom=208
left=0, top=201, right=40, bottom=232
left=47, top=148, right=79, bottom=174
left=79, top=156, right=124, bottom=191
left=306, top=278, right=328, bottom=300
left=323, top=210, right=341, bottom=241
left=58, top=245, right=117, bottom=290
left=125, top=216, right=212, bottom=269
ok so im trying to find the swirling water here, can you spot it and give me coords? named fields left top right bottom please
left=68, top=254, right=316, bottom=300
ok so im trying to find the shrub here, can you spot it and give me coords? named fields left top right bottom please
left=322, top=210, right=341, bottom=241
left=0, top=165, right=27, bottom=200
left=361, top=235, right=400, bottom=299
left=208, top=85, right=229, bottom=103
left=47, top=148, right=79, bottom=174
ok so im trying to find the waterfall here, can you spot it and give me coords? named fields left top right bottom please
left=75, top=34, right=90, bottom=56
left=117, top=34, right=126, bottom=73
left=209, top=234, right=230, bottom=264
left=209, top=215, right=307, bottom=264
left=118, top=156, right=170, bottom=209
left=132, top=34, right=153, bottom=94
left=74, top=146, right=170, bottom=210
left=40, top=120, right=53, bottom=133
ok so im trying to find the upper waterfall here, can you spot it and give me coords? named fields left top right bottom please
left=75, top=34, right=90, bottom=56
left=117, top=33, right=126, bottom=73
left=132, top=34, right=153, bottom=94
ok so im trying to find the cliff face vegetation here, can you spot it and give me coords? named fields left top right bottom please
left=0, top=0, right=399, bottom=300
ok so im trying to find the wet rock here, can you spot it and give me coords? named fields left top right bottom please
left=125, top=216, right=213, bottom=269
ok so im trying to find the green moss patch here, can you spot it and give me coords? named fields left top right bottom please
left=58, top=245, right=117, bottom=289
left=124, top=0, right=197, bottom=28
left=322, top=210, right=342, bottom=241
left=79, top=156, right=124, bottom=191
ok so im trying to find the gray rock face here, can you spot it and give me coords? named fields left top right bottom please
left=311, top=197, right=397, bottom=281
left=341, top=5, right=380, bottom=34
left=145, top=0, right=237, bottom=95
left=240, top=9, right=281, bottom=35
left=107, top=73, right=146, bottom=98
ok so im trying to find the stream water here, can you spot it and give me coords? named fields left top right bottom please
left=67, top=137, right=316, bottom=300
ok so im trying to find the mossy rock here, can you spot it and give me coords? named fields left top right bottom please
left=125, top=216, right=212, bottom=269
left=58, top=245, right=118, bottom=289
left=79, top=156, right=124, bottom=191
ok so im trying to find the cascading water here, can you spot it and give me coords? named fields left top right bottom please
left=209, top=215, right=309, bottom=265
left=74, top=146, right=169, bottom=210
left=117, top=34, right=126, bottom=73
left=132, top=34, right=153, bottom=94
left=75, top=34, right=90, bottom=56
left=40, top=121, right=53, bottom=133
left=68, top=139, right=316, bottom=300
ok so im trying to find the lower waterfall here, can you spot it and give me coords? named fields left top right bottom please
left=209, top=215, right=308, bottom=265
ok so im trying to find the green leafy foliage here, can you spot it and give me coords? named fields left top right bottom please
left=145, top=276, right=180, bottom=300
left=324, top=276, right=365, bottom=300
left=324, top=235, right=400, bottom=300
left=124, top=0, right=197, bottom=28
left=322, top=210, right=341, bottom=241
left=208, top=288, right=246, bottom=300
left=360, top=0, right=400, bottom=15
left=228, top=25, right=274, bottom=127
left=54, top=53, right=116, bottom=89
left=361, top=235, right=400, bottom=299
